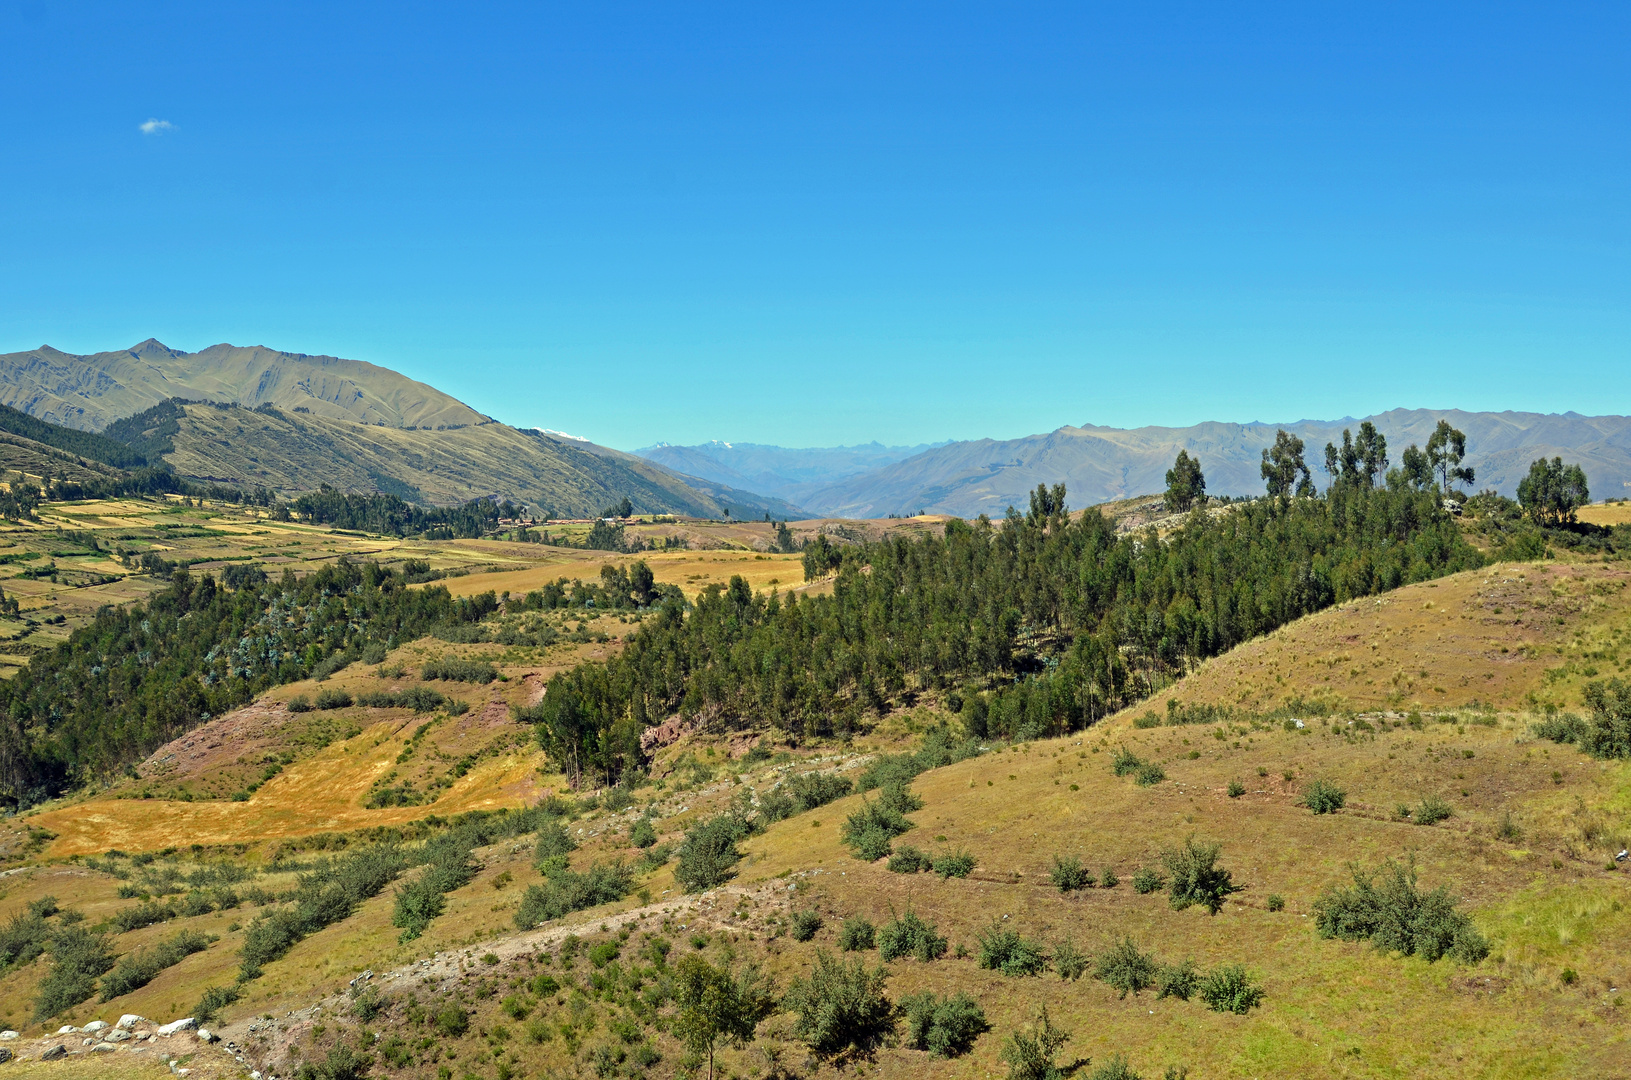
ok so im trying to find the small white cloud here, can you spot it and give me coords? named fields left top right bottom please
left=139, top=118, right=174, bottom=135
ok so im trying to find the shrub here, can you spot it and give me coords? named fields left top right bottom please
left=901, top=991, right=989, bottom=1058
left=1094, top=937, right=1157, bottom=998
left=1134, top=762, right=1166, bottom=786
left=32, top=925, right=114, bottom=1020
left=1131, top=868, right=1164, bottom=895
left=353, top=989, right=387, bottom=1021
left=1052, top=938, right=1089, bottom=981
left=840, top=781, right=920, bottom=861
left=1161, top=837, right=1236, bottom=914
left=1300, top=779, right=1346, bottom=814
left=887, top=846, right=933, bottom=874
left=287, top=695, right=312, bottom=713
left=1198, top=963, right=1264, bottom=1014
left=98, top=928, right=209, bottom=1000
left=513, top=862, right=633, bottom=928
left=975, top=924, right=1047, bottom=977
left=361, top=642, right=388, bottom=665
left=838, top=916, right=876, bottom=951
left=1111, top=747, right=1142, bottom=777
left=1087, top=1055, right=1142, bottom=1080
left=1226, top=780, right=1246, bottom=798
left=932, top=850, right=975, bottom=879
left=435, top=1004, right=470, bottom=1037
left=535, top=819, right=578, bottom=862
left=1266, top=894, right=1285, bottom=912
left=1532, top=712, right=1586, bottom=745
left=1312, top=856, right=1489, bottom=963
left=1155, top=958, right=1199, bottom=1000
left=110, top=899, right=175, bottom=933
left=314, top=687, right=354, bottom=710
left=629, top=817, right=658, bottom=849
left=0, top=910, right=51, bottom=975
left=674, top=813, right=750, bottom=891
left=1100, top=867, right=1119, bottom=889
left=1000, top=1005, right=1071, bottom=1080
left=792, top=909, right=824, bottom=942
left=421, top=655, right=498, bottom=683
left=1414, top=795, right=1453, bottom=826
left=194, top=982, right=242, bottom=1023
left=785, top=771, right=855, bottom=812
left=1050, top=855, right=1091, bottom=892
left=783, top=950, right=894, bottom=1058
left=878, top=911, right=948, bottom=962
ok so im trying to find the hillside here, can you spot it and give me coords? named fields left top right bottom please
left=2, top=558, right=1627, bottom=1077
left=105, top=400, right=798, bottom=517
left=0, top=339, right=490, bottom=431
left=786, top=409, right=1631, bottom=517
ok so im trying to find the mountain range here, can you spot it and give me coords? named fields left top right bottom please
left=0, top=341, right=797, bottom=519
left=5, top=339, right=1626, bottom=520
left=632, top=440, right=942, bottom=508
left=0, top=339, right=487, bottom=431
left=645, top=410, right=1631, bottom=518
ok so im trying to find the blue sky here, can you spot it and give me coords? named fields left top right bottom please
left=1, top=2, right=1626, bottom=449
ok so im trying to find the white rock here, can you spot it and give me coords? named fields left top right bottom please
left=103, top=1029, right=131, bottom=1042
left=83, top=1020, right=109, bottom=1032
left=0, top=1031, right=17, bottom=1040
left=197, top=1028, right=216, bottom=1043
left=117, top=1014, right=146, bottom=1029
left=91, top=1043, right=118, bottom=1053
left=157, top=1018, right=197, bottom=1036
left=57, top=1025, right=78, bottom=1035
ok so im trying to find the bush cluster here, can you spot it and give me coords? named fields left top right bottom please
left=976, top=924, right=1049, bottom=977
left=840, top=781, right=922, bottom=861
left=901, top=991, right=989, bottom=1058
left=513, top=862, right=633, bottom=928
left=878, top=911, right=948, bottom=962
left=33, top=925, right=114, bottom=1020
left=98, top=928, right=210, bottom=1000
left=1300, top=779, right=1347, bottom=814
left=757, top=770, right=856, bottom=824
left=1312, top=856, right=1489, bottom=963
left=421, top=655, right=498, bottom=683
left=838, top=916, right=876, bottom=951
left=783, top=950, right=894, bottom=1058
left=1161, top=837, right=1236, bottom=914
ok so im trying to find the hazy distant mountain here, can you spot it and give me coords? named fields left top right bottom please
left=791, top=410, right=1631, bottom=518
left=633, top=440, right=943, bottom=507
left=0, top=339, right=489, bottom=431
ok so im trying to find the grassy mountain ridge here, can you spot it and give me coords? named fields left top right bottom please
left=784, top=409, right=1631, bottom=517
left=0, top=338, right=490, bottom=431
left=110, top=399, right=796, bottom=517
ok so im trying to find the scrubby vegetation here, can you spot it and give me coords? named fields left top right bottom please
left=1313, top=856, right=1489, bottom=963
left=783, top=950, right=895, bottom=1058
left=901, top=990, right=989, bottom=1057
left=1161, top=837, right=1236, bottom=914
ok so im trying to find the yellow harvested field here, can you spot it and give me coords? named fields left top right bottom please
left=437, top=548, right=809, bottom=600
left=1578, top=501, right=1631, bottom=527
